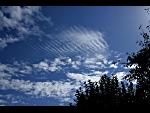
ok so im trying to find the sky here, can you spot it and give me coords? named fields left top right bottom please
left=0, top=6, right=149, bottom=106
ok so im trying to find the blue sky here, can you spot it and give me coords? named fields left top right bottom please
left=0, top=6, right=149, bottom=106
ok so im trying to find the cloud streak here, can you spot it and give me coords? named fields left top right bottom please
left=27, top=25, right=109, bottom=57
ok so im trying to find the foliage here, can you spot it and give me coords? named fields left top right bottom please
left=70, top=74, right=136, bottom=106
left=70, top=8, right=150, bottom=106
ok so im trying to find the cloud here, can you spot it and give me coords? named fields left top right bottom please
left=66, top=72, right=101, bottom=82
left=0, top=94, right=27, bottom=105
left=114, top=72, right=127, bottom=82
left=0, top=53, right=128, bottom=105
left=39, top=25, right=110, bottom=57
left=109, top=64, right=118, bottom=68
left=0, top=35, right=20, bottom=49
left=83, top=55, right=110, bottom=69
left=0, top=6, right=53, bottom=30
left=33, top=58, right=66, bottom=72
left=66, top=57, right=81, bottom=69
left=123, top=64, right=137, bottom=69
left=84, top=58, right=97, bottom=65
left=0, top=61, right=32, bottom=78
left=91, top=70, right=109, bottom=76
left=0, top=99, right=7, bottom=103
left=0, top=77, right=80, bottom=103
left=0, top=6, right=53, bottom=49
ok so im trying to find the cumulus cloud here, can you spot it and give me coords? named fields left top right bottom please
left=66, top=72, right=101, bottom=82
left=0, top=77, right=80, bottom=103
left=33, top=58, right=66, bottom=72
left=0, top=6, right=53, bottom=49
left=84, top=58, right=97, bottom=65
left=0, top=61, right=32, bottom=78
left=0, top=53, right=127, bottom=105
left=66, top=57, right=81, bottom=69
left=91, top=70, right=109, bottom=76
left=0, top=35, right=20, bottom=50
left=109, top=64, right=118, bottom=68
left=83, top=55, right=110, bottom=69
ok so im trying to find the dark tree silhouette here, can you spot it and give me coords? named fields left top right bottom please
left=123, top=7, right=150, bottom=105
left=70, top=74, right=135, bottom=106
left=70, top=7, right=150, bottom=106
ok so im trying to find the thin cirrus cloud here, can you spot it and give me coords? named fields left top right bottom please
left=29, top=25, right=110, bottom=57
left=0, top=6, right=53, bottom=49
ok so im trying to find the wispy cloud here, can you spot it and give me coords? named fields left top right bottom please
left=34, top=25, right=110, bottom=57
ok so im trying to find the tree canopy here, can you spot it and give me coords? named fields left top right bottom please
left=70, top=8, right=150, bottom=106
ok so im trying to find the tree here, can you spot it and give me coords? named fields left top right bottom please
left=70, top=74, right=135, bottom=106
left=123, top=7, right=150, bottom=105
left=70, top=7, right=150, bottom=106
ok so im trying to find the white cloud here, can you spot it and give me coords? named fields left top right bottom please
left=33, top=61, right=49, bottom=71
left=0, top=61, right=33, bottom=78
left=84, top=58, right=96, bottom=65
left=83, top=55, right=109, bottom=69
left=0, top=63, right=19, bottom=77
left=0, top=36, right=20, bottom=49
left=60, top=97, right=71, bottom=102
left=52, top=58, right=66, bottom=66
left=0, top=6, right=53, bottom=49
left=67, top=58, right=72, bottom=64
left=103, top=59, right=108, bottom=64
left=96, top=62, right=106, bottom=68
left=114, top=72, right=127, bottom=82
left=91, top=70, right=109, bottom=76
left=123, top=64, right=137, bottom=69
left=1, top=6, right=52, bottom=29
left=109, top=64, right=118, bottom=68
left=65, top=57, right=82, bottom=69
left=45, top=26, right=109, bottom=56
left=66, top=72, right=100, bottom=82
left=114, top=53, right=121, bottom=58
left=0, top=77, right=80, bottom=103
left=107, top=60, right=113, bottom=64
left=33, top=58, right=65, bottom=72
